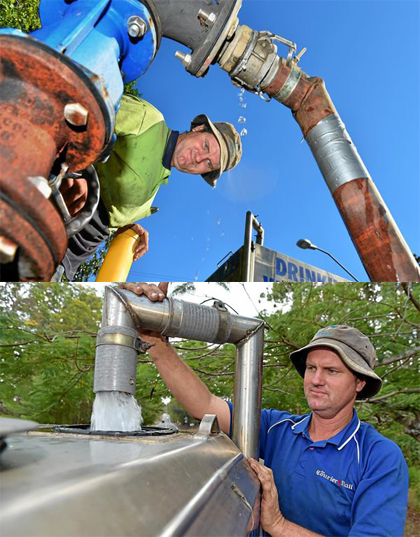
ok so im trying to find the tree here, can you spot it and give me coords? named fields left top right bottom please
left=0, top=0, right=41, bottom=32
left=0, top=284, right=102, bottom=423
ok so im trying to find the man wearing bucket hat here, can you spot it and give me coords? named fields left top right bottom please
left=118, top=287, right=409, bottom=537
left=54, top=95, right=242, bottom=280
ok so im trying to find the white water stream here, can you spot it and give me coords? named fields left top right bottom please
left=90, top=391, right=143, bottom=432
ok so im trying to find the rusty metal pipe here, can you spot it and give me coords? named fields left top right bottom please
left=218, top=26, right=420, bottom=282
left=264, top=63, right=420, bottom=281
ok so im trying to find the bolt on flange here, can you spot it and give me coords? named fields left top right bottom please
left=127, top=16, right=147, bottom=38
left=175, top=50, right=192, bottom=67
left=0, top=236, right=18, bottom=264
left=198, top=9, right=216, bottom=27
left=64, top=103, right=89, bottom=127
left=27, top=176, right=52, bottom=199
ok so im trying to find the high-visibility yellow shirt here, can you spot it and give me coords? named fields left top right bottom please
left=95, top=94, right=171, bottom=228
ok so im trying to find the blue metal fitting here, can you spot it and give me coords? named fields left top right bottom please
left=30, top=0, right=157, bottom=112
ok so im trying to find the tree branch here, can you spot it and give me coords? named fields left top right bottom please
left=401, top=283, right=420, bottom=313
left=361, top=388, right=420, bottom=403
left=377, top=347, right=420, bottom=366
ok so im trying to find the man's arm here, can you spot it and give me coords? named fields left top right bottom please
left=248, top=459, right=323, bottom=537
left=120, top=283, right=231, bottom=434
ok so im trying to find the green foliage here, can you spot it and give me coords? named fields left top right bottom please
left=123, top=81, right=140, bottom=98
left=71, top=235, right=113, bottom=282
left=0, top=284, right=101, bottom=423
left=0, top=0, right=41, bottom=32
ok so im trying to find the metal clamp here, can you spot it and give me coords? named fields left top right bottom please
left=96, top=327, right=154, bottom=354
left=261, top=31, right=297, bottom=65
left=274, top=62, right=302, bottom=103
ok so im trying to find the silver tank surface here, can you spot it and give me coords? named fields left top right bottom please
left=0, top=420, right=260, bottom=537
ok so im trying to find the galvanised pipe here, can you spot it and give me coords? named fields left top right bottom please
left=95, top=287, right=264, bottom=458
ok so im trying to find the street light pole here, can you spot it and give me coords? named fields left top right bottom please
left=296, top=239, right=359, bottom=282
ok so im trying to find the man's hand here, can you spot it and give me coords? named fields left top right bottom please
left=118, top=283, right=169, bottom=346
left=249, top=458, right=285, bottom=536
left=119, top=282, right=168, bottom=301
left=130, top=224, right=149, bottom=261
left=59, top=178, right=88, bottom=216
left=115, top=224, right=149, bottom=261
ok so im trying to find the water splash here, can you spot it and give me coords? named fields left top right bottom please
left=90, top=391, right=143, bottom=432
left=240, top=128, right=248, bottom=137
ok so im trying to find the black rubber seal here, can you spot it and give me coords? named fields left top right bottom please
left=54, top=424, right=178, bottom=436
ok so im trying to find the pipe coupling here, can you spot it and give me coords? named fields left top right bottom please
left=162, top=298, right=233, bottom=344
left=94, top=325, right=145, bottom=395
left=218, top=25, right=278, bottom=93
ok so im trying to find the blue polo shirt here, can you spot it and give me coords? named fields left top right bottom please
left=228, top=404, right=408, bottom=537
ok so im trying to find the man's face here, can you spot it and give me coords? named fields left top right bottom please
left=171, top=124, right=221, bottom=175
left=303, top=347, right=366, bottom=418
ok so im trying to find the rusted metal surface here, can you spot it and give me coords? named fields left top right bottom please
left=0, top=35, right=108, bottom=174
left=0, top=174, right=67, bottom=281
left=333, top=178, right=420, bottom=282
left=263, top=58, right=314, bottom=112
left=0, top=34, right=111, bottom=280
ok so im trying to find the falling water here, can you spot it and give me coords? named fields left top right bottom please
left=237, top=88, right=248, bottom=137
left=90, top=391, right=143, bottom=432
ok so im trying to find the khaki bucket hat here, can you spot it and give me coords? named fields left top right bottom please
left=191, top=114, right=242, bottom=187
left=290, top=325, right=382, bottom=399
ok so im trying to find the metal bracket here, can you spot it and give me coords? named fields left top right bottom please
left=196, top=414, right=221, bottom=437
left=212, top=300, right=228, bottom=312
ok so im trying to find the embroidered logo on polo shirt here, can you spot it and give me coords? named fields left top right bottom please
left=316, top=469, right=354, bottom=490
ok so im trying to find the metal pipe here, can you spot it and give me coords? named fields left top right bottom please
left=94, top=287, right=139, bottom=395
left=216, top=27, right=420, bottom=282
left=233, top=324, right=264, bottom=459
left=95, top=287, right=265, bottom=458
left=242, top=211, right=265, bottom=282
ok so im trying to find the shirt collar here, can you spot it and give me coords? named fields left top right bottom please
left=291, top=409, right=360, bottom=448
left=162, top=130, right=179, bottom=170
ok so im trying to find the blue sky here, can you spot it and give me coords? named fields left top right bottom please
left=124, top=0, right=419, bottom=283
